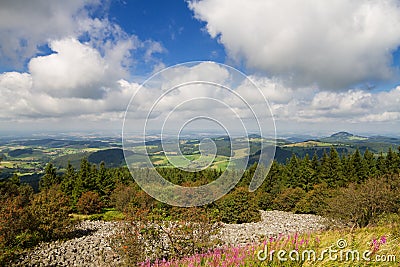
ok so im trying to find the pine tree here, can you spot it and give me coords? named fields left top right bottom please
left=376, top=152, right=386, bottom=175
left=340, top=153, right=350, bottom=179
left=72, top=158, right=91, bottom=203
left=286, top=154, right=300, bottom=188
left=329, top=147, right=343, bottom=186
left=97, top=161, right=114, bottom=198
left=39, top=163, right=60, bottom=190
left=310, top=153, right=320, bottom=185
left=299, top=154, right=313, bottom=191
left=319, top=150, right=330, bottom=185
left=386, top=147, right=399, bottom=174
left=319, top=148, right=342, bottom=187
left=350, top=148, right=368, bottom=183
left=61, top=162, right=76, bottom=197
left=363, top=148, right=377, bottom=179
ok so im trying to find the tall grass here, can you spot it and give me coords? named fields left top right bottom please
left=137, top=226, right=399, bottom=267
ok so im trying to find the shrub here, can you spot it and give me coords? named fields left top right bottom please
left=0, top=195, right=31, bottom=248
left=294, top=183, right=336, bottom=215
left=217, top=187, right=261, bottom=224
left=272, top=187, right=306, bottom=212
left=114, top=207, right=221, bottom=265
left=29, top=186, right=73, bottom=241
left=76, top=191, right=103, bottom=215
left=0, top=183, right=34, bottom=265
left=254, top=190, right=274, bottom=211
left=110, top=183, right=139, bottom=213
left=327, top=176, right=399, bottom=227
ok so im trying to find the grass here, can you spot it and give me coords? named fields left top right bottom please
left=139, top=225, right=399, bottom=266
left=348, top=136, right=368, bottom=141
left=284, top=141, right=334, bottom=147
left=149, top=154, right=231, bottom=171
left=70, top=208, right=125, bottom=222
left=233, top=147, right=250, bottom=158
left=0, top=161, right=15, bottom=168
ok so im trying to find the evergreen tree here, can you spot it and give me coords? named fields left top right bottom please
left=329, top=147, right=343, bottom=186
left=376, top=152, right=386, bottom=175
left=386, top=147, right=399, bottom=174
left=286, top=154, right=300, bottom=188
left=297, top=154, right=313, bottom=191
left=363, top=148, right=377, bottom=179
left=72, top=158, right=91, bottom=203
left=89, top=164, right=98, bottom=191
left=340, top=153, right=350, bottom=179
left=319, top=150, right=330, bottom=185
left=349, top=148, right=367, bottom=183
left=39, top=163, right=60, bottom=190
left=310, top=153, right=320, bottom=185
left=97, top=161, right=114, bottom=199
left=319, top=148, right=342, bottom=187
left=61, top=162, right=76, bottom=197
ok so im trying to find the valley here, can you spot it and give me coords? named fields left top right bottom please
left=1, top=131, right=400, bottom=190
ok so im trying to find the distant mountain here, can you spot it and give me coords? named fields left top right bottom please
left=320, top=131, right=368, bottom=143
left=247, top=134, right=261, bottom=139
left=17, top=138, right=112, bottom=148
left=284, top=135, right=318, bottom=143
left=313, top=131, right=400, bottom=153
left=330, top=131, right=354, bottom=138
left=88, top=149, right=134, bottom=167
left=368, top=135, right=400, bottom=144
left=8, top=148, right=34, bottom=157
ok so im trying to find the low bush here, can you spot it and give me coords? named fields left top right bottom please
left=294, top=183, right=336, bottom=215
left=327, top=175, right=400, bottom=227
left=0, top=184, right=73, bottom=265
left=216, top=187, right=260, bottom=224
left=29, top=186, right=73, bottom=241
left=114, top=207, right=221, bottom=265
left=272, top=187, right=306, bottom=212
left=76, top=191, right=103, bottom=215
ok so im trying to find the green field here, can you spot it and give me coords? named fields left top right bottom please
left=2, top=132, right=400, bottom=179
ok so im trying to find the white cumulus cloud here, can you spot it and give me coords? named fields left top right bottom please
left=29, top=38, right=111, bottom=99
left=189, top=0, right=400, bottom=89
left=0, top=0, right=99, bottom=67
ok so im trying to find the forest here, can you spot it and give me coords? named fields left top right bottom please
left=1, top=146, right=400, bottom=265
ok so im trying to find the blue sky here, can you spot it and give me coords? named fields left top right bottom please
left=109, top=0, right=226, bottom=71
left=0, top=0, right=400, bottom=136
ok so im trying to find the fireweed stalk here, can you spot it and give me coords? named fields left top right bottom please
left=137, top=233, right=393, bottom=266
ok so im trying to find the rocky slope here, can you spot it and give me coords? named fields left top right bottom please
left=14, top=210, right=329, bottom=266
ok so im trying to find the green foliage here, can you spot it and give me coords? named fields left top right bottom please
left=327, top=175, right=400, bottom=227
left=217, top=187, right=260, bottom=223
left=272, top=187, right=306, bottom=212
left=294, top=183, right=336, bottom=214
left=101, top=209, right=125, bottom=221
left=2, top=144, right=400, bottom=265
left=39, top=163, right=60, bottom=190
left=29, top=186, right=73, bottom=241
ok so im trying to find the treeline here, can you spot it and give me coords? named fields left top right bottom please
left=39, top=146, right=400, bottom=225
left=253, top=147, right=400, bottom=191
left=248, top=147, right=400, bottom=227
left=40, top=159, right=132, bottom=209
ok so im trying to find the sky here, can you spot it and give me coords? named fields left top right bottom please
left=0, top=0, right=400, bottom=137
